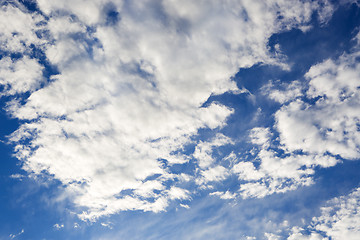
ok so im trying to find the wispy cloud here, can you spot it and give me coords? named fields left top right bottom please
left=9, top=229, right=24, bottom=239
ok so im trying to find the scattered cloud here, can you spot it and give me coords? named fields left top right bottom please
left=1, top=0, right=351, bottom=225
left=179, top=203, right=190, bottom=209
left=0, top=4, right=45, bottom=53
left=100, top=222, right=113, bottom=229
left=265, top=232, right=281, bottom=240
left=231, top=42, right=360, bottom=199
left=194, top=133, right=233, bottom=169
left=277, top=51, right=360, bottom=160
left=9, top=229, right=24, bottom=239
left=0, top=56, right=44, bottom=95
left=262, top=80, right=303, bottom=104
left=53, top=223, right=64, bottom=230
left=210, top=191, right=237, bottom=200
left=287, top=187, right=360, bottom=240
left=9, top=173, right=25, bottom=181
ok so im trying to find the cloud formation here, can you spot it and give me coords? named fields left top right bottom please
left=223, top=35, right=360, bottom=199
left=1, top=0, right=340, bottom=221
left=288, top=187, right=360, bottom=240
left=276, top=51, right=360, bottom=160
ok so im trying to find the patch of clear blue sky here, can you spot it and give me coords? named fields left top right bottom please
left=0, top=1, right=359, bottom=239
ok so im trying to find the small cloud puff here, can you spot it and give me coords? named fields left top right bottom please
left=53, top=223, right=64, bottom=230
left=9, top=229, right=24, bottom=239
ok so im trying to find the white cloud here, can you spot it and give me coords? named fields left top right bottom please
left=9, top=173, right=25, bottom=181
left=36, top=0, right=112, bottom=26
left=167, top=187, right=190, bottom=201
left=210, top=191, right=237, bottom=200
left=263, top=80, right=303, bottom=104
left=179, top=203, right=190, bottom=209
left=73, top=222, right=80, bottom=229
left=246, top=237, right=257, bottom=240
left=0, top=4, right=45, bottom=53
left=265, top=232, right=281, bottom=240
left=288, top=227, right=327, bottom=240
left=0, top=56, right=44, bottom=95
left=53, top=223, right=64, bottom=230
left=9, top=229, right=24, bottom=239
left=249, top=127, right=272, bottom=146
left=234, top=38, right=360, bottom=199
left=311, top=188, right=360, bottom=240
left=197, top=165, right=230, bottom=185
left=287, top=187, right=360, bottom=240
left=231, top=126, right=337, bottom=198
left=277, top=51, right=360, bottom=160
left=46, top=16, right=86, bottom=39
left=100, top=222, right=113, bottom=229
left=2, top=0, right=336, bottom=220
left=194, top=133, right=233, bottom=169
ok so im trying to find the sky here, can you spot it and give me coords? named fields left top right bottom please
left=0, top=0, right=360, bottom=239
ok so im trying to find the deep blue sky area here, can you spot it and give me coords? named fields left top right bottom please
left=1, top=1, right=360, bottom=240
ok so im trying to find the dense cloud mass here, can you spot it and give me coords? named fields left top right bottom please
left=2, top=2, right=360, bottom=233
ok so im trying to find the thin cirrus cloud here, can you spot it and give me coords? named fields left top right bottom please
left=1, top=0, right=354, bottom=225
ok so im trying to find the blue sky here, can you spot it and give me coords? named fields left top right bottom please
left=1, top=0, right=360, bottom=239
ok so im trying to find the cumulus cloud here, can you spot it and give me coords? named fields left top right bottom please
left=276, top=50, right=360, bottom=159
left=196, top=48, right=360, bottom=199
left=288, top=227, right=326, bottom=240
left=265, top=232, right=281, bottom=240
left=194, top=133, right=234, bottom=169
left=232, top=35, right=360, bottom=199
left=262, top=80, right=303, bottom=104
left=0, top=56, right=44, bottom=95
left=230, top=127, right=336, bottom=199
left=1, top=0, right=336, bottom=220
left=0, top=3, right=45, bottom=53
left=287, top=187, right=360, bottom=240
